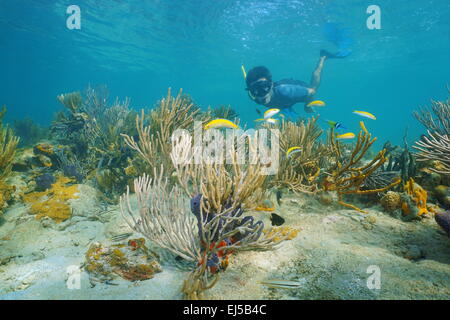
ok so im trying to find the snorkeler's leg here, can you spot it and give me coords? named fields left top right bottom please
left=310, top=55, right=327, bottom=92
left=304, top=55, right=326, bottom=113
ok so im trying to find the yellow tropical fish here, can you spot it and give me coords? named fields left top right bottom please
left=264, top=108, right=280, bottom=119
left=286, top=146, right=302, bottom=157
left=353, top=110, right=376, bottom=120
left=306, top=100, right=326, bottom=107
left=204, top=119, right=239, bottom=130
left=255, top=118, right=279, bottom=124
left=336, top=132, right=355, bottom=140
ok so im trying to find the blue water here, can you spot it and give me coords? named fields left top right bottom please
left=1, top=0, right=449, bottom=147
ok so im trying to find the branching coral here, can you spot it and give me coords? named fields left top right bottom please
left=121, top=88, right=202, bottom=178
left=413, top=96, right=450, bottom=136
left=413, top=130, right=450, bottom=176
left=207, top=105, right=239, bottom=121
left=325, top=123, right=401, bottom=213
left=269, top=116, right=330, bottom=193
left=0, top=106, right=20, bottom=181
left=52, top=86, right=140, bottom=199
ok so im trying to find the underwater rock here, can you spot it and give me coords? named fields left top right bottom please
left=62, top=164, right=84, bottom=183
left=35, top=173, right=56, bottom=191
left=11, top=148, right=35, bottom=172
left=33, top=143, right=54, bottom=157
left=434, top=185, right=450, bottom=209
left=317, top=191, right=334, bottom=206
left=380, top=191, right=401, bottom=212
left=403, top=245, right=425, bottom=261
left=254, top=199, right=275, bottom=212
left=435, top=210, right=450, bottom=237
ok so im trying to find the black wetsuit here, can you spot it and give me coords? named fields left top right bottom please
left=264, top=79, right=312, bottom=111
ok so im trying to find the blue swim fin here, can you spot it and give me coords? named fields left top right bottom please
left=320, top=49, right=351, bottom=59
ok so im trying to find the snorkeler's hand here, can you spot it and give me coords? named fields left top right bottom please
left=307, top=88, right=316, bottom=96
left=304, top=105, right=315, bottom=113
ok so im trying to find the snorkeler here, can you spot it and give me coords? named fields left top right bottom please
left=245, top=50, right=347, bottom=116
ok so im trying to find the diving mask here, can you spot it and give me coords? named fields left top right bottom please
left=247, top=78, right=273, bottom=98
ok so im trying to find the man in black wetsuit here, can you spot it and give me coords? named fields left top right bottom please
left=245, top=50, right=346, bottom=116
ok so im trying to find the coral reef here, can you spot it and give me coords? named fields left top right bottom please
left=121, top=128, right=297, bottom=299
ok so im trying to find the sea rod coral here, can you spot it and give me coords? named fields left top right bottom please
left=324, top=122, right=401, bottom=213
left=413, top=130, right=450, bottom=176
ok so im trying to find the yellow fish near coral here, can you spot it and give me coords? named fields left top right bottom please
left=204, top=119, right=239, bottom=130
left=306, top=100, right=326, bottom=107
left=353, top=110, right=376, bottom=120
left=336, top=132, right=355, bottom=140
left=264, top=108, right=280, bottom=119
left=286, top=146, right=302, bottom=158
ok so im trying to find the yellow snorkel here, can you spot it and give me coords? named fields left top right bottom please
left=241, top=64, right=247, bottom=79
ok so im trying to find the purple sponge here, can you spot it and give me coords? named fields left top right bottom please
left=435, top=210, right=450, bottom=237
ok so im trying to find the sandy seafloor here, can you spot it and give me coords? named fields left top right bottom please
left=0, top=178, right=449, bottom=300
